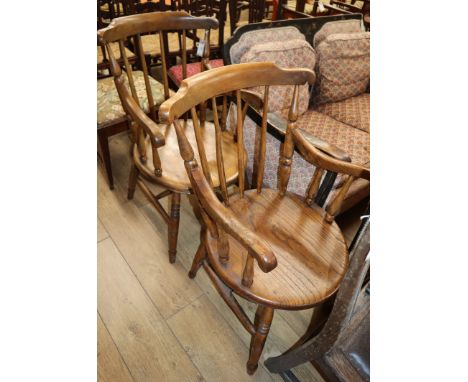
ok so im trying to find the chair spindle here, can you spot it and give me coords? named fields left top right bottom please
left=135, top=34, right=157, bottom=122
left=325, top=175, right=355, bottom=223
left=211, top=97, right=229, bottom=205
left=256, top=85, right=270, bottom=193
left=190, top=106, right=214, bottom=187
left=278, top=85, right=299, bottom=195
left=235, top=90, right=245, bottom=197
left=159, top=32, right=170, bottom=99
left=305, top=168, right=324, bottom=205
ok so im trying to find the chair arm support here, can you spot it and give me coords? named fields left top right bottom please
left=119, top=86, right=166, bottom=148
left=191, top=168, right=278, bottom=273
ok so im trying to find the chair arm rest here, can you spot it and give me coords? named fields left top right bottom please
left=267, top=112, right=351, bottom=162
left=191, top=168, right=278, bottom=273
left=119, top=85, right=166, bottom=148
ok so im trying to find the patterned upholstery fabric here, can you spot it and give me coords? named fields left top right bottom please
left=229, top=26, right=305, bottom=64
left=227, top=105, right=369, bottom=198
left=315, top=93, right=370, bottom=133
left=168, top=59, right=224, bottom=86
left=313, top=32, right=370, bottom=105
left=97, top=42, right=135, bottom=64
left=313, top=19, right=363, bottom=48
left=240, top=39, right=316, bottom=115
left=97, top=70, right=165, bottom=126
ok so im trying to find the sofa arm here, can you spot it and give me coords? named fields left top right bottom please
left=267, top=112, right=351, bottom=162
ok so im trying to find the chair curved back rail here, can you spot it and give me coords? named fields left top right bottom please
left=159, top=62, right=368, bottom=283
left=97, top=11, right=219, bottom=176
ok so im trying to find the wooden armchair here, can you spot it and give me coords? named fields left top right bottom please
left=159, top=62, right=370, bottom=374
left=98, top=12, right=239, bottom=262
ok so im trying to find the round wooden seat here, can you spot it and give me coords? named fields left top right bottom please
left=205, top=188, right=349, bottom=310
left=134, top=119, right=242, bottom=193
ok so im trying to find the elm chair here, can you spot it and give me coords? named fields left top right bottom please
left=158, top=62, right=371, bottom=374
left=98, top=12, right=240, bottom=262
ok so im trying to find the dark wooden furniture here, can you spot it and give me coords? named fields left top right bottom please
left=158, top=62, right=370, bottom=374
left=98, top=12, right=241, bottom=262
left=265, top=216, right=370, bottom=382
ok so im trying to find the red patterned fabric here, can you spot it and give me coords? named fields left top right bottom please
left=315, top=93, right=370, bottom=133
left=168, top=58, right=224, bottom=86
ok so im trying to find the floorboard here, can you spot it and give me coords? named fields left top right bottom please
left=98, top=238, right=203, bottom=381
left=97, top=313, right=134, bottom=382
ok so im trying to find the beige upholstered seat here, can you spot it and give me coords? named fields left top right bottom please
left=97, top=71, right=165, bottom=126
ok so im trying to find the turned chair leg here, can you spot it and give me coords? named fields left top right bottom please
left=97, top=129, right=114, bottom=190
left=127, top=164, right=139, bottom=200
left=247, top=305, right=274, bottom=375
left=188, top=240, right=207, bottom=279
left=168, top=192, right=181, bottom=263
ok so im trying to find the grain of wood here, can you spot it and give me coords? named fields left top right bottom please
left=167, top=294, right=274, bottom=382
left=98, top=171, right=203, bottom=319
left=98, top=218, right=109, bottom=243
left=97, top=313, right=134, bottom=382
left=98, top=238, right=203, bottom=382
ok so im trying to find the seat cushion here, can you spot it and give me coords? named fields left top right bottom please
left=97, top=42, right=135, bottom=65
left=313, top=19, right=363, bottom=48
left=168, top=59, right=224, bottom=87
left=314, top=32, right=370, bottom=105
left=97, top=71, right=165, bottom=126
left=205, top=188, right=348, bottom=309
left=240, top=39, right=316, bottom=115
left=229, top=26, right=305, bottom=64
left=315, top=93, right=370, bottom=133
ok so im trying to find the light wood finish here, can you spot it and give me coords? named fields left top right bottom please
left=97, top=314, right=134, bottom=382
left=97, top=238, right=203, bottom=381
left=205, top=189, right=348, bottom=309
left=97, top=218, right=109, bottom=242
left=158, top=62, right=369, bottom=374
left=98, top=11, right=233, bottom=263
left=97, top=174, right=204, bottom=319
left=167, top=295, right=274, bottom=381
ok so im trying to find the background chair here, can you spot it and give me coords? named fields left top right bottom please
left=159, top=62, right=370, bottom=374
left=98, top=11, right=240, bottom=262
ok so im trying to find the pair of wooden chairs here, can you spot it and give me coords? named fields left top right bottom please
left=99, top=12, right=370, bottom=375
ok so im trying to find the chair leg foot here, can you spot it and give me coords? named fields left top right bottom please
left=247, top=306, right=274, bottom=375
left=189, top=241, right=206, bottom=279
left=127, top=164, right=138, bottom=200
left=168, top=192, right=181, bottom=263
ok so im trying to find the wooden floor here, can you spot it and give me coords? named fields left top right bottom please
left=97, top=132, right=366, bottom=382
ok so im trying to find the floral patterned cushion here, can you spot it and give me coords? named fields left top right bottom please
left=313, top=19, right=363, bottom=48
left=97, top=70, right=165, bottom=126
left=229, top=26, right=305, bottom=64
left=240, top=39, right=316, bottom=115
left=315, top=93, right=370, bottom=133
left=97, top=42, right=135, bottom=64
left=168, top=58, right=224, bottom=87
left=313, top=32, right=370, bottom=105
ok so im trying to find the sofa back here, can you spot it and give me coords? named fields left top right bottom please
left=223, top=13, right=363, bottom=65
